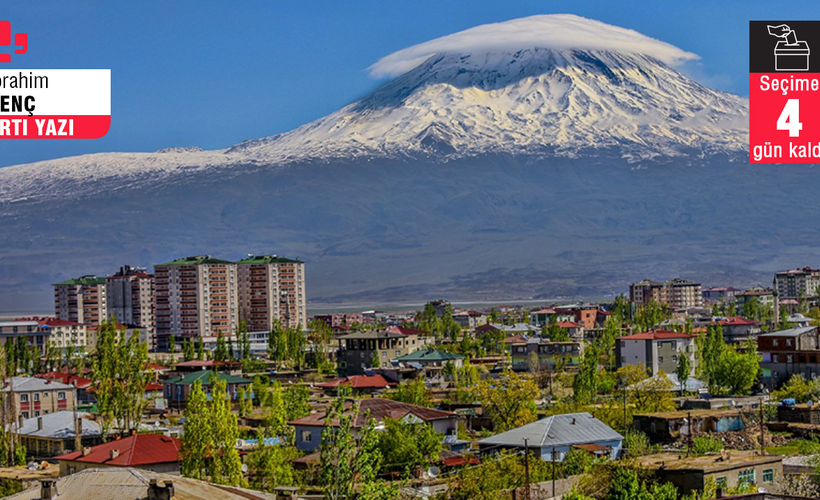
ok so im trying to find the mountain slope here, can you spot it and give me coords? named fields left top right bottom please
left=0, top=14, right=791, bottom=313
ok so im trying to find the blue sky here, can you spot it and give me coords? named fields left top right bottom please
left=1, top=0, right=819, bottom=167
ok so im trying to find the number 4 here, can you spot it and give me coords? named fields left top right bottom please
left=777, top=99, right=803, bottom=137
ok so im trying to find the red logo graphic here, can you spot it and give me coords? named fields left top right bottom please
left=0, top=21, right=28, bottom=63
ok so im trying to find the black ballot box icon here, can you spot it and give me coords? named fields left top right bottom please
left=775, top=40, right=810, bottom=71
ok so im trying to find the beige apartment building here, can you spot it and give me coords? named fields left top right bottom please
left=775, top=266, right=820, bottom=299
left=629, top=278, right=703, bottom=310
left=53, top=276, right=108, bottom=326
left=237, top=255, right=307, bottom=331
left=106, top=265, right=155, bottom=335
left=1, top=377, right=77, bottom=420
left=154, top=256, right=239, bottom=348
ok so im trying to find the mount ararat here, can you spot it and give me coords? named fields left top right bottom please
left=0, top=15, right=810, bottom=311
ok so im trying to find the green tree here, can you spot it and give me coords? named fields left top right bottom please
left=378, top=419, right=442, bottom=474
left=475, top=370, right=538, bottom=431
left=195, top=336, right=205, bottom=361
left=209, top=378, right=245, bottom=486
left=183, top=338, right=195, bottom=361
left=267, top=319, right=287, bottom=365
left=710, top=341, right=760, bottom=395
left=246, top=440, right=299, bottom=493
left=386, top=378, right=431, bottom=407
left=168, top=334, right=176, bottom=355
left=573, top=344, right=600, bottom=404
left=675, top=352, right=691, bottom=395
left=214, top=333, right=228, bottom=362
left=320, top=387, right=384, bottom=500
left=180, top=381, right=210, bottom=479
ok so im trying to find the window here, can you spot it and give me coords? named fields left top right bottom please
left=33, top=393, right=39, bottom=402
left=34, top=411, right=40, bottom=417
left=715, top=476, right=727, bottom=488
left=20, top=394, right=28, bottom=403
left=738, top=469, right=755, bottom=485
left=301, top=430, right=312, bottom=443
left=58, top=392, right=66, bottom=400
left=21, top=412, right=29, bottom=419
left=773, top=339, right=779, bottom=346
left=773, top=354, right=780, bottom=363
left=658, top=357, right=663, bottom=363
left=763, top=468, right=774, bottom=483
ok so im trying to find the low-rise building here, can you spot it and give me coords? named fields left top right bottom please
left=337, top=328, right=431, bottom=376
left=14, top=411, right=103, bottom=457
left=506, top=337, right=584, bottom=370
left=394, top=348, right=464, bottom=370
left=478, top=412, right=623, bottom=462
left=289, top=398, right=457, bottom=452
left=777, top=402, right=820, bottom=424
left=616, top=330, right=698, bottom=377
left=0, top=320, right=50, bottom=355
left=758, top=326, right=820, bottom=388
left=735, top=287, right=774, bottom=309
left=632, top=409, right=746, bottom=442
left=702, top=287, right=740, bottom=304
left=715, top=316, right=762, bottom=344
left=1, top=377, right=77, bottom=420
left=4, top=467, right=274, bottom=500
left=316, top=374, right=396, bottom=395
left=453, top=310, right=487, bottom=330
left=55, top=433, right=182, bottom=476
left=634, top=451, right=782, bottom=495
left=163, top=371, right=251, bottom=409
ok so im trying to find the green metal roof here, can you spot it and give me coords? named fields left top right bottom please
left=165, top=371, right=252, bottom=386
left=236, top=255, right=303, bottom=264
left=395, top=349, right=464, bottom=362
left=54, top=276, right=107, bottom=286
left=156, top=255, right=234, bottom=266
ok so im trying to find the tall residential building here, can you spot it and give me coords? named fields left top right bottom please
left=775, top=267, right=820, bottom=299
left=237, top=255, right=306, bottom=331
left=629, top=278, right=703, bottom=310
left=154, top=256, right=238, bottom=347
left=53, top=276, right=108, bottom=325
left=106, top=265, right=155, bottom=334
left=616, top=330, right=698, bottom=377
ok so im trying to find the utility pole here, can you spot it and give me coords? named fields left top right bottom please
left=760, top=397, right=765, bottom=455
left=687, top=410, right=693, bottom=457
left=523, top=438, right=531, bottom=500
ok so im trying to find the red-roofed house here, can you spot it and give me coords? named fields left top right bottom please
left=289, top=398, right=457, bottom=452
left=316, top=374, right=396, bottom=395
left=616, top=330, right=698, bottom=377
left=55, top=433, right=182, bottom=476
left=715, top=317, right=762, bottom=344
left=555, top=321, right=584, bottom=338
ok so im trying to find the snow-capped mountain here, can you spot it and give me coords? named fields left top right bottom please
left=0, top=15, right=748, bottom=205
left=1, top=15, right=799, bottom=313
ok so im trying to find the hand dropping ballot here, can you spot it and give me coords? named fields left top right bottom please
left=750, top=21, right=820, bottom=162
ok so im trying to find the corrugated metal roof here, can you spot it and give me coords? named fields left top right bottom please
left=758, top=326, right=816, bottom=338
left=478, top=412, right=623, bottom=449
left=0, top=376, right=75, bottom=393
left=15, top=411, right=100, bottom=439
left=3, top=467, right=279, bottom=500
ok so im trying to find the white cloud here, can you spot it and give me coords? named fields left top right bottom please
left=369, top=14, right=699, bottom=78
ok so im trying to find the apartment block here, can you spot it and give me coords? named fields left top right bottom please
left=775, top=266, right=820, bottom=299
left=237, top=255, right=306, bottom=331
left=53, top=276, right=108, bottom=325
left=616, top=329, right=698, bottom=377
left=106, top=265, right=155, bottom=335
left=15, top=318, right=88, bottom=352
left=0, top=320, right=50, bottom=355
left=629, top=278, right=703, bottom=310
left=154, top=256, right=238, bottom=346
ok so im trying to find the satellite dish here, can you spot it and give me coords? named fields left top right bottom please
left=241, top=464, right=248, bottom=473
left=427, top=466, right=440, bottom=478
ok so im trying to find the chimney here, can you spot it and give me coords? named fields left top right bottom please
left=110, top=449, right=120, bottom=460
left=572, top=418, right=576, bottom=425
left=37, top=416, right=43, bottom=431
left=39, top=479, right=58, bottom=500
left=82, top=447, right=91, bottom=456
left=147, top=479, right=175, bottom=500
